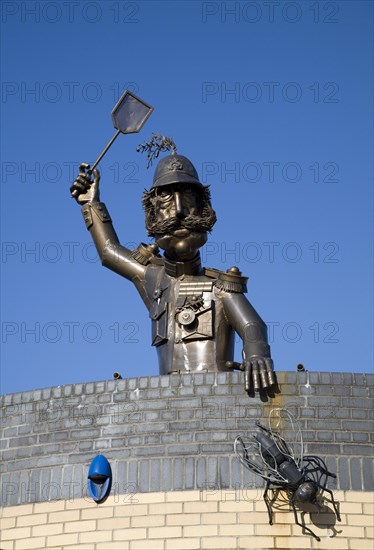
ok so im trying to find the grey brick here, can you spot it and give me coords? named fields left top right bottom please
left=160, top=410, right=177, bottom=421
left=185, top=457, right=195, bottom=490
left=203, top=419, right=236, bottom=430
left=342, top=397, right=373, bottom=408
left=331, top=373, right=342, bottom=385
left=145, top=389, right=162, bottom=399
left=352, top=387, right=369, bottom=397
left=178, top=410, right=196, bottom=421
left=362, top=457, right=374, bottom=491
left=135, top=399, right=168, bottom=411
left=136, top=422, right=168, bottom=434
left=219, top=456, right=230, bottom=487
left=338, top=457, right=350, bottom=490
left=134, top=446, right=165, bottom=457
left=51, top=467, right=62, bottom=498
left=18, top=470, right=30, bottom=505
left=317, top=432, right=335, bottom=442
left=352, top=433, right=369, bottom=443
left=179, top=386, right=195, bottom=396
left=95, top=381, right=106, bottom=393
left=162, top=458, right=172, bottom=491
left=144, top=434, right=161, bottom=445
left=149, top=459, right=161, bottom=492
left=343, top=421, right=372, bottom=432
left=207, top=457, right=217, bottom=485
left=72, top=465, right=83, bottom=499
left=170, top=375, right=181, bottom=387
left=149, top=376, right=160, bottom=388
left=213, top=384, right=232, bottom=395
left=304, top=444, right=341, bottom=455
left=161, top=388, right=179, bottom=398
left=160, top=375, right=171, bottom=387
left=204, top=373, right=216, bottom=386
left=161, top=433, right=177, bottom=444
left=128, top=460, right=138, bottom=486
left=195, top=432, right=210, bottom=443
left=350, top=458, right=362, bottom=490
left=308, top=397, right=340, bottom=407
left=335, top=432, right=351, bottom=442
left=169, top=398, right=201, bottom=409
left=94, top=439, right=110, bottom=450
left=342, top=444, right=373, bottom=456
left=334, top=385, right=351, bottom=396
left=101, top=426, right=132, bottom=437
left=117, top=460, right=128, bottom=492
left=230, top=456, right=242, bottom=487
left=352, top=372, right=366, bottom=386
left=173, top=458, right=184, bottom=490
left=351, top=409, right=368, bottom=419
left=202, top=444, right=233, bottom=454
left=169, top=421, right=200, bottom=431
left=196, top=457, right=206, bottom=488
left=139, top=460, right=149, bottom=492
left=143, top=411, right=160, bottom=422
left=178, top=433, right=193, bottom=444
left=71, top=428, right=100, bottom=440
left=342, top=373, right=353, bottom=384
left=168, top=444, right=199, bottom=456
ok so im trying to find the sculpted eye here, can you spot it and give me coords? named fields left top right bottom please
left=157, top=189, right=173, bottom=202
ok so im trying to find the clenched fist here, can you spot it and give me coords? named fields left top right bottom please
left=70, top=163, right=100, bottom=204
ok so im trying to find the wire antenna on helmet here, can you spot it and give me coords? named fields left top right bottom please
left=136, top=133, right=177, bottom=168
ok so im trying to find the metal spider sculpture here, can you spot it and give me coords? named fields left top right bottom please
left=234, top=408, right=341, bottom=541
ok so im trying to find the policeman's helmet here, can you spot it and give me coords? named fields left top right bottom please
left=151, top=154, right=203, bottom=190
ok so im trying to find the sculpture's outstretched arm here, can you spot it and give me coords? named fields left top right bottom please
left=70, top=163, right=146, bottom=282
left=222, top=292, right=276, bottom=392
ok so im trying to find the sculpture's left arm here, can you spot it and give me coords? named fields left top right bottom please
left=222, top=292, right=276, bottom=392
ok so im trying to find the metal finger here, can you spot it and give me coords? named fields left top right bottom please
left=71, top=182, right=86, bottom=195
left=252, top=362, right=260, bottom=391
left=265, top=358, right=276, bottom=386
left=258, top=359, right=269, bottom=388
left=77, top=175, right=91, bottom=188
left=244, top=363, right=251, bottom=392
left=79, top=162, right=90, bottom=172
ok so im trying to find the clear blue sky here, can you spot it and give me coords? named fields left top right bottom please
left=1, top=1, right=373, bottom=395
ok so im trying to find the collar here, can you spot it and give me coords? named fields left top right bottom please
left=163, top=253, right=202, bottom=277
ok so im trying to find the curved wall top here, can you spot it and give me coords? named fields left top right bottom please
left=1, top=371, right=373, bottom=507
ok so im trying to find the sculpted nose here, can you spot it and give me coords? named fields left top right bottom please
left=174, top=191, right=185, bottom=218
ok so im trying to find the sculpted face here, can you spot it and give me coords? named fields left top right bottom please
left=153, top=184, right=208, bottom=261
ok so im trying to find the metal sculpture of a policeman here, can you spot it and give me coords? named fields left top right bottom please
left=70, top=135, right=276, bottom=395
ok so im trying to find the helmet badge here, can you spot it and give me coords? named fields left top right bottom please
left=167, top=159, right=183, bottom=172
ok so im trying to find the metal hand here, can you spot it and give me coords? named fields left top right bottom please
left=70, top=163, right=101, bottom=204
left=244, top=357, right=276, bottom=392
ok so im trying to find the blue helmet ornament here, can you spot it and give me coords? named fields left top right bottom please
left=87, top=455, right=112, bottom=504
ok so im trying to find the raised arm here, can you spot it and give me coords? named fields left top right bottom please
left=70, top=163, right=146, bottom=282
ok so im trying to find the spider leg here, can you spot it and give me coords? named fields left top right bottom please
left=264, top=480, right=273, bottom=525
left=290, top=492, right=321, bottom=541
left=315, top=482, right=341, bottom=521
left=304, top=456, right=336, bottom=478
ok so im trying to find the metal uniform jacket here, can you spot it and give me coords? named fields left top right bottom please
left=82, top=201, right=271, bottom=375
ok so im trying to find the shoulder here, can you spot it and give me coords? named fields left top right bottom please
left=203, top=266, right=248, bottom=293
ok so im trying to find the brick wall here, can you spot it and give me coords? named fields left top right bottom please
left=1, top=371, right=373, bottom=507
left=1, top=489, right=373, bottom=549
left=1, top=371, right=373, bottom=549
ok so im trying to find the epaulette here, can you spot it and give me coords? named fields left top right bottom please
left=131, top=243, right=162, bottom=266
left=204, top=266, right=248, bottom=293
